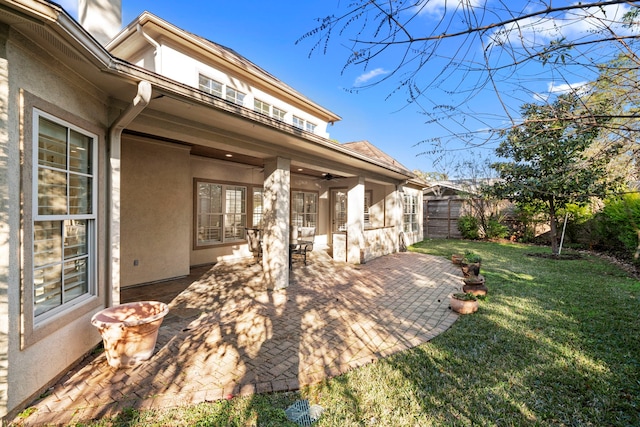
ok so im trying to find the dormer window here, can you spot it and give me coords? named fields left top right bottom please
left=293, top=115, right=316, bottom=134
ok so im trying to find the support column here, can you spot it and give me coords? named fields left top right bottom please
left=346, top=177, right=365, bottom=264
left=262, top=157, right=290, bottom=290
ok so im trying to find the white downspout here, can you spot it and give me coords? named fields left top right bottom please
left=108, top=80, right=152, bottom=306
left=137, top=24, right=162, bottom=73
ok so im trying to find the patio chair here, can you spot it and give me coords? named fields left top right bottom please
left=291, top=226, right=315, bottom=266
left=246, top=228, right=262, bottom=263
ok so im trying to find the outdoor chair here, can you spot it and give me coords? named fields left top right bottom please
left=246, top=228, right=262, bottom=263
left=291, top=226, right=315, bottom=266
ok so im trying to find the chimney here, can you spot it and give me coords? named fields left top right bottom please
left=78, top=0, right=122, bottom=46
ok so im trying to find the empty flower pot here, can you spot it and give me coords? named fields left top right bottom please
left=91, top=301, right=169, bottom=368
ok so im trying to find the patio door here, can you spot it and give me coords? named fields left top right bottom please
left=330, top=189, right=347, bottom=261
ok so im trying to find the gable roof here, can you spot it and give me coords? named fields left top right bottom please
left=343, top=140, right=412, bottom=174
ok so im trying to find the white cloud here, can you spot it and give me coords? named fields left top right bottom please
left=354, top=68, right=389, bottom=86
left=416, top=0, right=486, bottom=17
left=533, top=80, right=589, bottom=102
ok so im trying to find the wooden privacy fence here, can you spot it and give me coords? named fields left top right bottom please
left=423, top=198, right=467, bottom=239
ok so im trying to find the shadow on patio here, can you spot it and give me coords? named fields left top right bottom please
left=14, top=251, right=462, bottom=426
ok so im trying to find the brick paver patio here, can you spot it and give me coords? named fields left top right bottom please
left=13, top=251, right=462, bottom=426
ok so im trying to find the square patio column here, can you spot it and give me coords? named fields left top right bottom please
left=347, top=177, right=365, bottom=264
left=262, top=157, right=290, bottom=290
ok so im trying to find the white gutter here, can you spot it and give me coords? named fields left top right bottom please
left=136, top=24, right=162, bottom=74
left=108, top=80, right=152, bottom=306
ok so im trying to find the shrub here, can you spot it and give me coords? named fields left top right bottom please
left=595, top=193, right=640, bottom=260
left=485, top=217, right=510, bottom=239
left=458, top=215, right=480, bottom=239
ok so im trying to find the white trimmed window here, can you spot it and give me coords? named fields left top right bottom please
left=199, top=74, right=245, bottom=106
left=403, top=193, right=419, bottom=233
left=225, top=86, right=245, bottom=106
left=291, top=191, right=317, bottom=228
left=254, top=99, right=270, bottom=116
left=305, top=122, right=316, bottom=133
left=33, top=111, right=97, bottom=319
left=252, top=188, right=264, bottom=228
left=293, top=115, right=317, bottom=134
left=196, top=181, right=247, bottom=247
left=199, top=75, right=223, bottom=98
left=292, top=116, right=304, bottom=129
left=364, top=190, right=372, bottom=228
left=272, top=106, right=286, bottom=121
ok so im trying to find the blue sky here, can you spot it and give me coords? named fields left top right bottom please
left=58, top=1, right=636, bottom=175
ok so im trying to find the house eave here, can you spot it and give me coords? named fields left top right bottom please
left=107, top=11, right=342, bottom=124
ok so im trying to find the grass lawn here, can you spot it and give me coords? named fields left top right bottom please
left=74, top=240, right=639, bottom=426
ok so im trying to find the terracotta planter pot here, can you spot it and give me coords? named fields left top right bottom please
left=451, top=254, right=464, bottom=265
left=91, top=301, right=169, bottom=368
left=450, top=295, right=479, bottom=314
left=463, top=274, right=485, bottom=286
left=463, top=282, right=488, bottom=296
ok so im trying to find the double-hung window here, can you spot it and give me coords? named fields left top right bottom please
left=403, top=193, right=419, bottom=233
left=291, top=191, right=317, bottom=228
left=196, top=181, right=247, bottom=247
left=33, top=111, right=97, bottom=319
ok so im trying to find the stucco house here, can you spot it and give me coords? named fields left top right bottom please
left=0, top=0, right=424, bottom=418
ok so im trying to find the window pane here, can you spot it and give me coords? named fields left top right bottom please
left=254, top=99, right=270, bottom=115
left=226, top=87, right=245, bottom=105
left=38, top=117, right=67, bottom=169
left=198, top=213, right=222, bottom=244
left=292, top=116, right=303, bottom=129
left=69, top=130, right=92, bottom=174
left=199, top=75, right=223, bottom=98
left=34, top=221, right=62, bottom=267
left=226, top=186, right=246, bottom=214
left=64, top=220, right=87, bottom=259
left=69, top=174, right=92, bottom=215
left=38, top=168, right=67, bottom=215
left=64, top=258, right=88, bottom=302
left=224, top=214, right=246, bottom=240
left=253, top=189, right=263, bottom=228
left=305, top=122, right=316, bottom=133
left=273, top=107, right=286, bottom=121
left=34, top=264, right=62, bottom=316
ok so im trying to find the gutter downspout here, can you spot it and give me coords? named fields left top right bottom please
left=108, top=80, right=152, bottom=307
left=137, top=24, right=162, bottom=74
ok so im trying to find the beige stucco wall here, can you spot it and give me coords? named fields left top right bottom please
left=121, top=136, right=191, bottom=287
left=3, top=28, right=109, bottom=417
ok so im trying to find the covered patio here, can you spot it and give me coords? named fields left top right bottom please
left=15, top=251, right=462, bottom=426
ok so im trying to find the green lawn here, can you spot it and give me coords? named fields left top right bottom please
left=77, top=240, right=640, bottom=426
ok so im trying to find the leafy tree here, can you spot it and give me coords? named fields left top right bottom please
left=487, top=92, right=625, bottom=254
